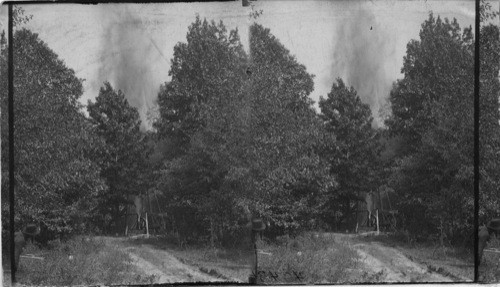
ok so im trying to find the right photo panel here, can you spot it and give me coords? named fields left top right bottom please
left=479, top=0, right=500, bottom=283
left=245, top=0, right=477, bottom=284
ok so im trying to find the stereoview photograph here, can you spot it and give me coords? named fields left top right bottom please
left=1, top=0, right=497, bottom=285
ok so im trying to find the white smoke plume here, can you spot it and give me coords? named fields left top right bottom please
left=97, top=5, right=167, bottom=131
left=332, top=8, right=396, bottom=128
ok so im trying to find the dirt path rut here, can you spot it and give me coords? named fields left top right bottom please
left=353, top=241, right=453, bottom=282
left=124, top=245, right=224, bottom=283
left=110, top=234, right=464, bottom=284
left=106, top=237, right=225, bottom=284
left=326, top=233, right=457, bottom=282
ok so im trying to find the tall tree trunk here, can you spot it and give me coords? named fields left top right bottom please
left=210, top=217, right=215, bottom=248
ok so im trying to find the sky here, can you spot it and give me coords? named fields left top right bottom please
left=0, top=0, right=478, bottom=129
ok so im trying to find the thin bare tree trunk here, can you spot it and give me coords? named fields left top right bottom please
left=210, top=218, right=215, bottom=248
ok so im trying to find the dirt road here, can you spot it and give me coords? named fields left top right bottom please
left=326, top=233, right=468, bottom=283
left=116, top=234, right=469, bottom=284
left=353, top=240, right=452, bottom=282
left=104, top=237, right=226, bottom=284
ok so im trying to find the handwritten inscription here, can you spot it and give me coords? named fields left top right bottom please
left=251, top=270, right=305, bottom=282
left=143, top=19, right=161, bottom=26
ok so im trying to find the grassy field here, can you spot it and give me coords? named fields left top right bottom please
left=3, top=236, right=157, bottom=286
left=256, top=233, right=360, bottom=284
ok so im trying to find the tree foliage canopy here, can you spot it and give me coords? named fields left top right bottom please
left=320, top=78, right=380, bottom=195
left=87, top=82, right=150, bottom=229
left=318, top=79, right=381, bottom=229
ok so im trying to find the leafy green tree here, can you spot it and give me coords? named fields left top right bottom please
left=385, top=14, right=474, bottom=241
left=154, top=17, right=249, bottom=244
left=0, top=28, right=106, bottom=237
left=87, top=82, right=150, bottom=231
left=155, top=16, right=246, bottom=143
left=247, top=24, right=334, bottom=233
left=319, top=78, right=381, bottom=230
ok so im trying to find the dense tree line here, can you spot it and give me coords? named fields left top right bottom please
left=2, top=7, right=498, bottom=249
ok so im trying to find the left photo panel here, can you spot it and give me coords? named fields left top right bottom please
left=1, top=3, right=255, bottom=285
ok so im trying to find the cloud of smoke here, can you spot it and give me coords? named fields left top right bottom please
left=97, top=5, right=167, bottom=131
left=332, top=8, right=396, bottom=128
